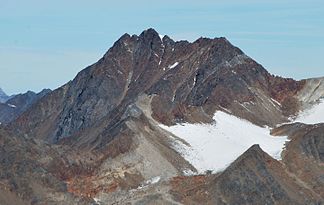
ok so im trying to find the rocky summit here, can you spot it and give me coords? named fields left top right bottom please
left=1, top=29, right=323, bottom=205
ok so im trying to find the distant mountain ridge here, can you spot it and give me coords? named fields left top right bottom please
left=0, top=89, right=51, bottom=124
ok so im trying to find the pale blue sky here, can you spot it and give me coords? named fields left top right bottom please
left=0, top=0, right=323, bottom=94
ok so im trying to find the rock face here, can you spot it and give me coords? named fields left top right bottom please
left=0, top=89, right=51, bottom=124
left=2, top=28, right=324, bottom=204
left=297, top=77, right=324, bottom=104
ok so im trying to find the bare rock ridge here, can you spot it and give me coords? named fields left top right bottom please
left=1, top=28, right=323, bottom=204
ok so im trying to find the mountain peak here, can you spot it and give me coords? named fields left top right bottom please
left=141, top=28, right=159, bottom=36
left=139, top=28, right=163, bottom=43
left=232, top=144, right=268, bottom=164
left=119, top=32, right=132, bottom=40
left=246, top=144, right=263, bottom=153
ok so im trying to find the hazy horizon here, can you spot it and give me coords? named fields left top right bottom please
left=1, top=0, right=323, bottom=95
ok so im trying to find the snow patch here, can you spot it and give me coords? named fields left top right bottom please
left=168, top=62, right=179, bottom=69
left=239, top=102, right=252, bottom=112
left=294, top=99, right=324, bottom=124
left=160, top=111, right=288, bottom=174
left=93, top=198, right=101, bottom=204
left=159, top=34, right=165, bottom=40
left=193, top=75, right=197, bottom=87
left=183, top=169, right=196, bottom=176
left=137, top=176, right=161, bottom=190
left=270, top=98, right=281, bottom=107
left=7, top=104, right=16, bottom=108
left=171, top=94, right=176, bottom=102
left=148, top=176, right=161, bottom=184
left=219, top=106, right=232, bottom=114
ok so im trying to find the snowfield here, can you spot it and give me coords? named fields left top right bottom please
left=160, top=111, right=288, bottom=174
left=294, top=99, right=324, bottom=124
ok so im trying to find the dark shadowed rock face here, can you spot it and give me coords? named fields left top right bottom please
left=10, top=28, right=304, bottom=147
left=0, top=89, right=51, bottom=124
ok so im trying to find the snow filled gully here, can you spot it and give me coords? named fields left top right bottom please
left=160, top=111, right=289, bottom=174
